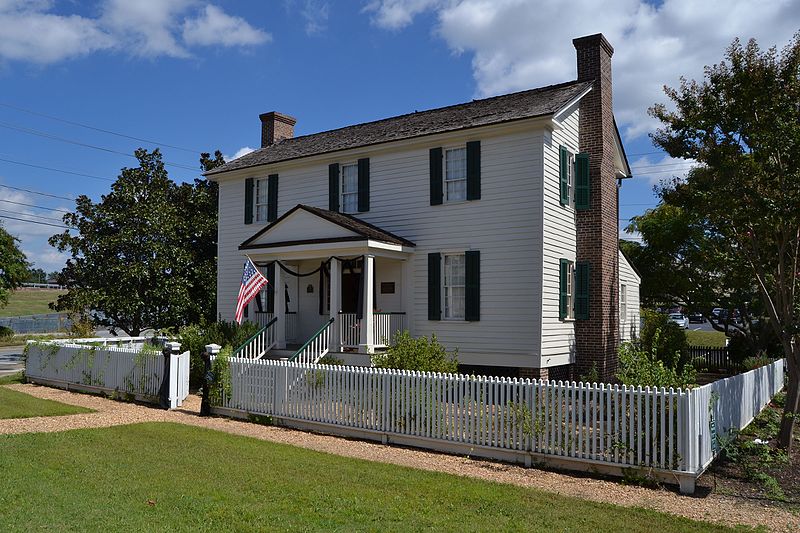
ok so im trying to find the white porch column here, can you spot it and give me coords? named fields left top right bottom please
left=329, top=257, right=341, bottom=351
left=360, top=254, right=375, bottom=354
left=274, top=262, right=286, bottom=349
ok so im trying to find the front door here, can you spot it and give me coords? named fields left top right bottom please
left=341, top=272, right=360, bottom=313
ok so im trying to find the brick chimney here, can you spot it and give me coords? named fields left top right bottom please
left=573, top=33, right=620, bottom=382
left=259, top=111, right=297, bottom=147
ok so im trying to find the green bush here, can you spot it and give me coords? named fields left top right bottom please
left=0, top=326, right=13, bottom=339
left=726, top=332, right=751, bottom=368
left=372, top=330, right=458, bottom=373
left=616, top=329, right=696, bottom=389
left=68, top=314, right=94, bottom=338
left=179, top=319, right=262, bottom=390
left=640, top=310, right=688, bottom=368
left=743, top=355, right=773, bottom=371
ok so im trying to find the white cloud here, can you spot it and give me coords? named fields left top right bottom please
left=0, top=1, right=270, bottom=64
left=301, top=0, right=330, bottom=35
left=366, top=0, right=800, bottom=139
left=0, top=186, right=71, bottom=272
left=227, top=146, right=256, bottom=161
left=630, top=154, right=696, bottom=186
left=183, top=4, right=271, bottom=47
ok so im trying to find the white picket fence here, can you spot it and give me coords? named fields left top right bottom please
left=210, top=357, right=785, bottom=493
left=24, top=338, right=191, bottom=409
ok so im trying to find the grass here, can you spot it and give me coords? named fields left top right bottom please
left=0, top=289, right=65, bottom=317
left=686, top=329, right=727, bottom=347
left=0, top=422, right=743, bottom=532
left=0, top=333, right=66, bottom=347
left=0, top=378, right=93, bottom=419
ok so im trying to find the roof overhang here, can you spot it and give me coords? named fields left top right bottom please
left=613, top=119, right=633, bottom=180
left=238, top=204, right=415, bottom=260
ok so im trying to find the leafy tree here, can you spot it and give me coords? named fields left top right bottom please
left=26, top=267, right=47, bottom=284
left=0, top=223, right=28, bottom=307
left=49, top=148, right=223, bottom=336
left=649, top=34, right=800, bottom=449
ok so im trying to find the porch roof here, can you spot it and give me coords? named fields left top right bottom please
left=239, top=204, right=416, bottom=257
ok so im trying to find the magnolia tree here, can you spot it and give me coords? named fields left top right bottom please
left=649, top=34, right=800, bottom=449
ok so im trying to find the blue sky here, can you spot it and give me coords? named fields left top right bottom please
left=1, top=0, right=798, bottom=272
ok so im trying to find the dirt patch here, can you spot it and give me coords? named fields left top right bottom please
left=2, top=382, right=799, bottom=532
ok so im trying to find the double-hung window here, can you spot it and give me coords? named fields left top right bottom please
left=565, top=261, right=574, bottom=319
left=445, top=147, right=467, bottom=202
left=255, top=178, right=269, bottom=222
left=443, top=253, right=465, bottom=319
left=340, top=163, right=358, bottom=214
left=566, top=151, right=575, bottom=207
left=620, top=284, right=627, bottom=322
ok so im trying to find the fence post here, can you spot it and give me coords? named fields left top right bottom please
left=163, top=341, right=182, bottom=409
left=201, top=343, right=221, bottom=416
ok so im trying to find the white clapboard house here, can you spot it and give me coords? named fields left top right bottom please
left=207, top=33, right=640, bottom=380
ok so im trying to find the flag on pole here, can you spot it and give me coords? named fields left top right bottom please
left=235, top=258, right=269, bottom=323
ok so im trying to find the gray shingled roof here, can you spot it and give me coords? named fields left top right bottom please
left=208, top=80, right=591, bottom=176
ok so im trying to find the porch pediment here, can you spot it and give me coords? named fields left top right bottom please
left=239, top=204, right=415, bottom=252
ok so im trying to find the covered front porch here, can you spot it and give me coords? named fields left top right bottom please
left=239, top=205, right=415, bottom=362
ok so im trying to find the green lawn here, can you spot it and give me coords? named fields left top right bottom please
left=0, top=380, right=93, bottom=419
left=686, top=329, right=727, bottom=347
left=0, top=423, right=740, bottom=532
left=0, top=289, right=65, bottom=317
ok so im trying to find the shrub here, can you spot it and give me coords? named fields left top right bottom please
left=179, top=319, right=262, bottom=390
left=743, top=355, right=773, bottom=371
left=68, top=314, right=94, bottom=338
left=0, top=325, right=13, bottom=339
left=726, top=332, right=752, bottom=368
left=616, top=329, right=696, bottom=389
left=640, top=310, right=688, bottom=368
left=372, top=330, right=458, bottom=373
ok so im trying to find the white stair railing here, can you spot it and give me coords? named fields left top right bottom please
left=290, top=317, right=334, bottom=364
left=373, top=312, right=405, bottom=347
left=233, top=317, right=277, bottom=360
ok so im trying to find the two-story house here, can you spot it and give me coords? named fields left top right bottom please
left=206, top=33, right=640, bottom=381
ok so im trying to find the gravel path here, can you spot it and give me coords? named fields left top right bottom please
left=2, top=382, right=798, bottom=532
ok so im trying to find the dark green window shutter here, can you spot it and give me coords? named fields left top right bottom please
left=357, top=158, right=370, bottom=212
left=267, top=174, right=279, bottom=222
left=559, top=146, right=569, bottom=206
left=466, top=141, right=481, bottom=200
left=266, top=263, right=275, bottom=313
left=575, top=261, right=590, bottom=320
left=559, top=259, right=569, bottom=319
left=575, top=153, right=590, bottom=210
left=429, top=147, right=443, bottom=205
left=428, top=252, right=441, bottom=320
left=465, top=250, right=480, bottom=321
left=244, top=178, right=254, bottom=224
left=328, top=163, right=339, bottom=212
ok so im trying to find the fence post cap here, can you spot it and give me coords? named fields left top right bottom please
left=165, top=341, right=182, bottom=353
left=205, top=343, right=221, bottom=354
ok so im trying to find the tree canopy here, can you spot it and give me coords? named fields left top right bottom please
left=649, top=34, right=800, bottom=448
left=0, top=223, right=28, bottom=307
left=50, top=148, right=223, bottom=336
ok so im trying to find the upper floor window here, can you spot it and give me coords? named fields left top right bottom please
left=565, top=151, right=575, bottom=208
left=255, top=177, right=269, bottom=222
left=443, top=253, right=465, bottom=319
left=445, top=147, right=467, bottom=202
left=341, top=163, right=358, bottom=214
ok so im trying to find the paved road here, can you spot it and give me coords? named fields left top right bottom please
left=0, top=345, right=24, bottom=378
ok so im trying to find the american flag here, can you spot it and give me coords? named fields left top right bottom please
left=235, top=258, right=269, bottom=324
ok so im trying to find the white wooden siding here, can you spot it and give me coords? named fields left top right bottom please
left=539, top=103, right=580, bottom=367
left=216, top=125, right=545, bottom=368
left=619, top=250, right=641, bottom=342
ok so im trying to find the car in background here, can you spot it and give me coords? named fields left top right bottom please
left=669, top=313, right=689, bottom=329
left=688, top=312, right=706, bottom=323
left=711, top=307, right=723, bottom=319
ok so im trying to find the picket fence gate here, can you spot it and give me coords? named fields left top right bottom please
left=25, top=338, right=191, bottom=409
left=209, top=356, right=784, bottom=493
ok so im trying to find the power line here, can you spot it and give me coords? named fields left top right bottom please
left=630, top=162, right=695, bottom=170
left=0, top=213, right=70, bottom=229
left=0, top=120, right=199, bottom=172
left=0, top=199, right=71, bottom=213
left=0, top=208, right=63, bottom=223
left=0, top=183, right=74, bottom=201
left=0, top=102, right=201, bottom=154
left=0, top=156, right=113, bottom=182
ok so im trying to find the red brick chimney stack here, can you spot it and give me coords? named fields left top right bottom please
left=260, top=111, right=297, bottom=148
left=573, top=33, right=620, bottom=381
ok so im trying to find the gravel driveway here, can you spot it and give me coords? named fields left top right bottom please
left=2, top=382, right=798, bottom=532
